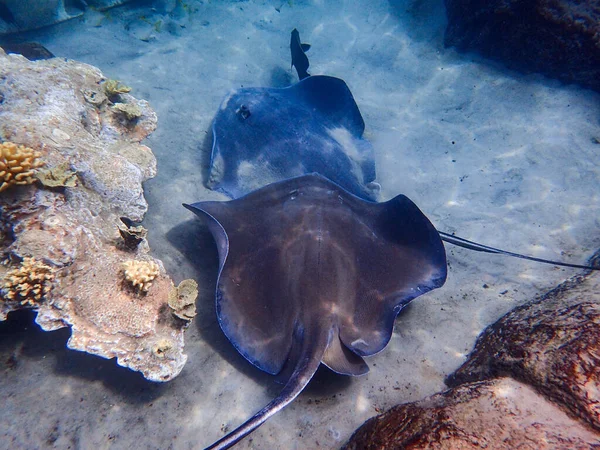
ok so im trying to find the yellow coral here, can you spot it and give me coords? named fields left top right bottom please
left=104, top=79, right=132, bottom=96
left=2, top=257, right=55, bottom=306
left=122, top=259, right=159, bottom=292
left=0, top=141, right=44, bottom=192
left=168, top=279, right=198, bottom=321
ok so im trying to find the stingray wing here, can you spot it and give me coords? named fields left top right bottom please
left=332, top=192, right=447, bottom=357
left=184, top=189, right=299, bottom=375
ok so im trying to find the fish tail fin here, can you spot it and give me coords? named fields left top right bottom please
left=203, top=327, right=328, bottom=450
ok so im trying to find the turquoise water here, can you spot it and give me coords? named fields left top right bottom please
left=1, top=1, right=599, bottom=449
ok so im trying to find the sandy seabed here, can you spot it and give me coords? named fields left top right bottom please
left=1, top=1, right=599, bottom=449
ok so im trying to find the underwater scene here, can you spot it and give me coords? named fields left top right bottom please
left=1, top=0, right=599, bottom=449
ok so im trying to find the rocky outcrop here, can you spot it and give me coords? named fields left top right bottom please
left=0, top=0, right=134, bottom=35
left=0, top=49, right=193, bottom=382
left=343, top=378, right=599, bottom=450
left=447, top=263, right=600, bottom=431
left=344, top=255, right=600, bottom=447
left=444, top=0, right=600, bottom=92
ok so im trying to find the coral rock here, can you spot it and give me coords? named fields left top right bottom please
left=343, top=378, right=600, bottom=450
left=0, top=48, right=187, bottom=382
left=444, top=0, right=600, bottom=92
left=447, top=262, right=600, bottom=431
left=0, top=141, right=44, bottom=192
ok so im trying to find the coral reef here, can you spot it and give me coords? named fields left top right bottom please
left=0, top=141, right=44, bottom=192
left=122, top=259, right=160, bottom=292
left=0, top=48, right=188, bottom=382
left=1, top=257, right=55, bottom=306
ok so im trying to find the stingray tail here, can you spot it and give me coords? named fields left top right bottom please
left=204, top=326, right=329, bottom=450
left=439, top=231, right=600, bottom=271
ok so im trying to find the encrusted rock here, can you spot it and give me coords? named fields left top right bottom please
left=447, top=263, right=600, bottom=431
left=0, top=48, right=187, bottom=382
left=343, top=378, right=600, bottom=450
left=444, top=0, right=600, bottom=92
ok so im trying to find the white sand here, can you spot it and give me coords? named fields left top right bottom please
left=1, top=0, right=599, bottom=449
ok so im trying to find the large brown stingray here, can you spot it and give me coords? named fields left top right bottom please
left=183, top=173, right=447, bottom=449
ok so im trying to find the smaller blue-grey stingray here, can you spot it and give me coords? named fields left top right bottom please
left=206, top=75, right=379, bottom=201
left=184, top=173, right=447, bottom=450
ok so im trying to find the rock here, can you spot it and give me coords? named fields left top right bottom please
left=0, top=42, right=55, bottom=61
left=345, top=254, right=600, bottom=448
left=343, top=377, right=599, bottom=450
left=444, top=0, right=600, bottom=92
left=0, top=49, right=188, bottom=382
left=0, top=0, right=134, bottom=35
left=447, top=262, right=600, bottom=431
left=0, top=0, right=82, bottom=35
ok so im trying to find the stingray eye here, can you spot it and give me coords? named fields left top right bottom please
left=289, top=189, right=299, bottom=199
left=237, top=104, right=251, bottom=120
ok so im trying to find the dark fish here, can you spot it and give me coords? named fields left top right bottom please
left=290, top=28, right=310, bottom=80
left=184, top=173, right=447, bottom=449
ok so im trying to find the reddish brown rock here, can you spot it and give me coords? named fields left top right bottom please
left=447, top=266, right=600, bottom=431
left=342, top=378, right=599, bottom=450
left=444, top=0, right=600, bottom=92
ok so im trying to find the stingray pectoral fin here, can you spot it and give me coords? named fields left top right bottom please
left=203, top=326, right=328, bottom=450
left=322, top=333, right=369, bottom=376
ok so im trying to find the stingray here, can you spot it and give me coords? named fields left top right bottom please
left=206, top=74, right=379, bottom=201
left=184, top=173, right=447, bottom=449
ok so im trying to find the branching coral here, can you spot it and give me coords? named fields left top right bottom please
left=1, top=257, right=55, bottom=306
left=0, top=141, right=44, bottom=192
left=122, top=259, right=159, bottom=292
